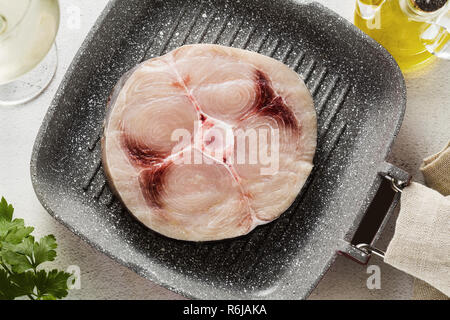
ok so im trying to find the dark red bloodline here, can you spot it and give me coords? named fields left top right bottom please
left=243, top=70, right=299, bottom=132
left=121, top=134, right=167, bottom=167
left=254, top=70, right=276, bottom=108
left=121, top=132, right=171, bottom=209
left=258, top=96, right=299, bottom=131
left=139, top=162, right=172, bottom=209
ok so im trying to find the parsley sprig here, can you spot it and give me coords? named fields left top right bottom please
left=0, top=197, right=72, bottom=300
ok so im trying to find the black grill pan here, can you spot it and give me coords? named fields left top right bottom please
left=31, top=0, right=409, bottom=299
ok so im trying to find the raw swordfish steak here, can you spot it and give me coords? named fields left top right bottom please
left=102, top=44, right=317, bottom=241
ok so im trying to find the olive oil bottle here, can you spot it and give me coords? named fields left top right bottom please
left=354, top=0, right=450, bottom=73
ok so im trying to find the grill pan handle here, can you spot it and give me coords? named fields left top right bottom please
left=338, top=162, right=411, bottom=264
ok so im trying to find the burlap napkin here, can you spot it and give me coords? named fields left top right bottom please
left=384, top=141, right=450, bottom=299
left=421, top=141, right=450, bottom=195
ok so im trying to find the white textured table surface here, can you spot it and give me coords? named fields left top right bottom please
left=0, top=0, right=448, bottom=300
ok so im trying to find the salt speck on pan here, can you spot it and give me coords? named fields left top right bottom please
left=202, top=13, right=207, bottom=18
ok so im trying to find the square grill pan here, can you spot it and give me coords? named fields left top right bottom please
left=31, top=0, right=407, bottom=299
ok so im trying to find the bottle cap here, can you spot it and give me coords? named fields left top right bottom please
left=412, top=0, right=448, bottom=12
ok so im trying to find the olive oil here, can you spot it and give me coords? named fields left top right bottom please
left=354, top=0, right=449, bottom=73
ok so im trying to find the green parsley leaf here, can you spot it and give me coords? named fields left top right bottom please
left=0, top=197, right=14, bottom=222
left=5, top=226, right=34, bottom=244
left=1, top=236, right=34, bottom=257
left=0, top=218, right=26, bottom=239
left=0, top=197, right=72, bottom=300
left=9, top=271, right=36, bottom=296
left=1, top=250, right=33, bottom=273
left=35, top=269, right=71, bottom=300
left=33, top=235, right=57, bottom=267
left=0, top=269, right=22, bottom=300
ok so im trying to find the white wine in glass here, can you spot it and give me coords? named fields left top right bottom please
left=0, top=0, right=60, bottom=105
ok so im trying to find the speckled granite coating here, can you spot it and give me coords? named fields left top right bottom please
left=1, top=0, right=448, bottom=300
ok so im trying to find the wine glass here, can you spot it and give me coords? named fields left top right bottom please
left=0, top=0, right=60, bottom=106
